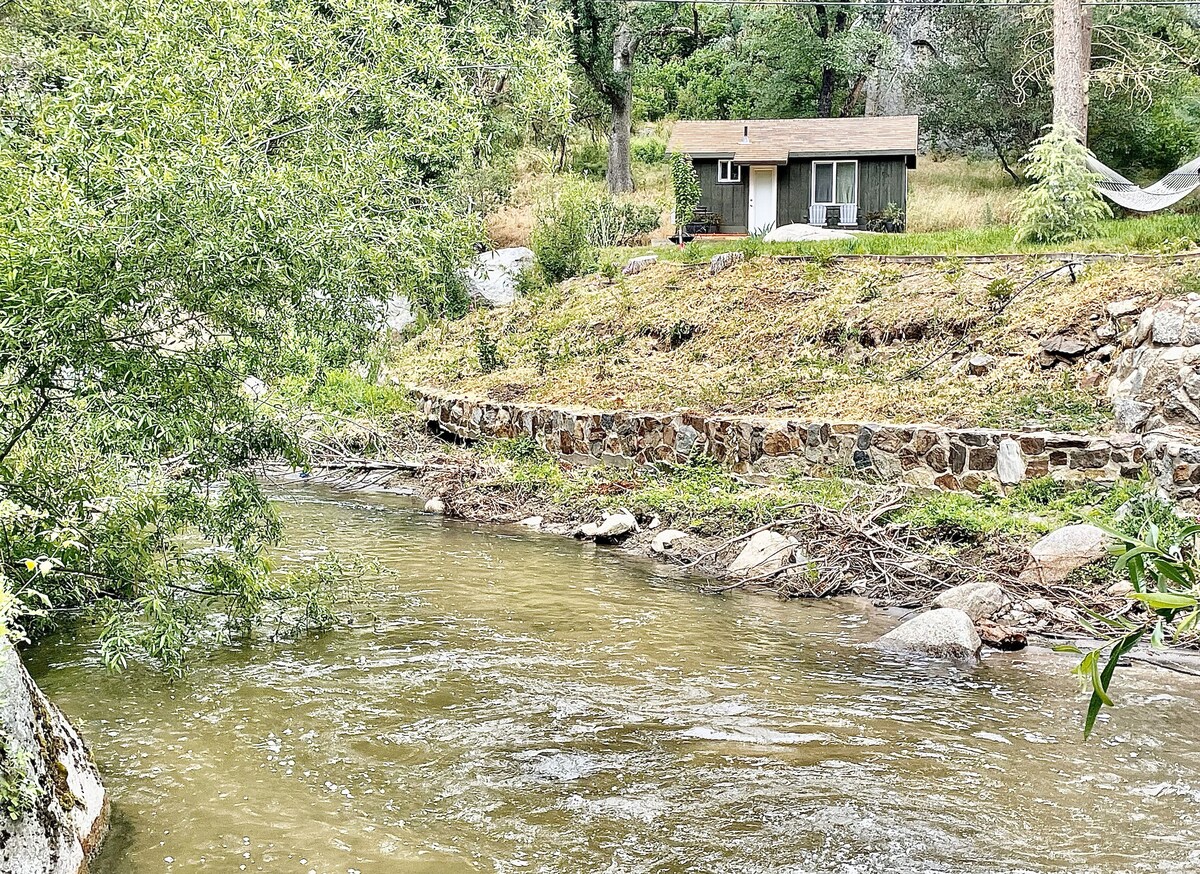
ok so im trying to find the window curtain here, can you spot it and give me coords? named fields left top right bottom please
left=814, top=163, right=834, bottom=203
left=835, top=163, right=856, bottom=203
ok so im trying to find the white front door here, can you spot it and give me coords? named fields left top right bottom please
left=748, top=166, right=777, bottom=235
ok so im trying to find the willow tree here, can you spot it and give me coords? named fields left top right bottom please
left=0, top=0, right=568, bottom=670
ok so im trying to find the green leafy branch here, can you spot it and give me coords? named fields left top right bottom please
left=1057, top=519, right=1200, bottom=737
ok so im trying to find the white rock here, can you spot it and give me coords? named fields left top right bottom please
left=423, top=497, right=446, bottom=514
left=932, top=581, right=1009, bottom=620
left=578, top=522, right=600, bottom=539
left=763, top=223, right=856, bottom=243
left=622, top=255, right=658, bottom=276
left=516, top=516, right=543, bottom=530
left=380, top=295, right=415, bottom=333
left=709, top=251, right=745, bottom=276
left=594, top=509, right=638, bottom=542
left=1112, top=397, right=1152, bottom=433
left=875, top=608, right=982, bottom=661
left=996, top=438, right=1026, bottom=485
left=1106, top=579, right=1134, bottom=597
left=1025, top=597, right=1054, bottom=614
left=1107, top=298, right=1141, bottom=320
left=1018, top=524, right=1112, bottom=586
left=650, top=529, right=690, bottom=554
left=464, top=247, right=535, bottom=307
left=1053, top=606, right=1078, bottom=625
left=728, top=530, right=797, bottom=576
left=967, top=353, right=996, bottom=376
left=0, top=644, right=108, bottom=874
left=241, top=375, right=269, bottom=400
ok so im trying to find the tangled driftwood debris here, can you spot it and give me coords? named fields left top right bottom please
left=659, top=492, right=1019, bottom=608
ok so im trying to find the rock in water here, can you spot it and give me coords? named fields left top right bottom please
left=875, top=608, right=982, bottom=661
left=1018, top=523, right=1111, bottom=585
left=464, top=247, right=535, bottom=307
left=423, top=497, right=446, bottom=514
left=0, top=644, right=108, bottom=874
left=650, top=529, right=689, bottom=554
left=728, top=530, right=796, bottom=576
left=976, top=618, right=1027, bottom=651
left=931, top=581, right=1008, bottom=620
left=593, top=509, right=638, bottom=543
left=516, top=516, right=543, bottom=530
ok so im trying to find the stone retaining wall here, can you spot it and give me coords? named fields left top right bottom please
left=415, top=388, right=1200, bottom=499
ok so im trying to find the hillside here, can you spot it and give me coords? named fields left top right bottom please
left=389, top=254, right=1195, bottom=432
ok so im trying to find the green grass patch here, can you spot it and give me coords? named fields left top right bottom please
left=278, top=370, right=414, bottom=421
left=618, top=212, right=1200, bottom=263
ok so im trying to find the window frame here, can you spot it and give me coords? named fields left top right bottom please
left=811, top=160, right=859, bottom=205
left=716, top=159, right=742, bottom=184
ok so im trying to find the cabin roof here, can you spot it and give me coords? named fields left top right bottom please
left=667, top=116, right=919, bottom=163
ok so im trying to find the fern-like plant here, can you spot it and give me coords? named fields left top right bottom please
left=1014, top=124, right=1111, bottom=244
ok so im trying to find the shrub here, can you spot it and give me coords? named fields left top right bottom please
left=1015, top=124, right=1112, bottom=244
left=531, top=185, right=598, bottom=282
left=631, top=137, right=667, bottom=164
left=570, top=140, right=607, bottom=177
left=531, top=184, right=662, bottom=282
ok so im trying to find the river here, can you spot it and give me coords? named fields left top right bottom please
left=23, top=485, right=1200, bottom=873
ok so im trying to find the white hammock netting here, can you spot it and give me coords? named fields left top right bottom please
left=1087, top=154, right=1200, bottom=212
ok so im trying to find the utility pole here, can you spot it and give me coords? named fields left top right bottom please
left=1052, top=0, right=1091, bottom=141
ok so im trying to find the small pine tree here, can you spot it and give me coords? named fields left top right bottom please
left=1014, top=124, right=1112, bottom=244
left=670, top=153, right=701, bottom=244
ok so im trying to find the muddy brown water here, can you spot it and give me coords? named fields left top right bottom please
left=24, top=485, right=1200, bottom=873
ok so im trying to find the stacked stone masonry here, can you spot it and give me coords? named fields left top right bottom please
left=415, top=389, right=1200, bottom=500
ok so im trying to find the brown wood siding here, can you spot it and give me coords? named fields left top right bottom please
left=694, top=159, right=748, bottom=234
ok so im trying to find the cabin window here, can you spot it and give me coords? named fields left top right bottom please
left=812, top=160, right=858, bottom=204
left=717, top=160, right=742, bottom=183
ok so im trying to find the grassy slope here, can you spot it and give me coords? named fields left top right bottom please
left=390, top=255, right=1198, bottom=431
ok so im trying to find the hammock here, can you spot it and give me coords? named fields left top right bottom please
left=1086, top=154, right=1200, bottom=212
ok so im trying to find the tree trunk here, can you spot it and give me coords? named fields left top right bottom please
left=607, top=22, right=637, bottom=195
left=1052, top=0, right=1089, bottom=140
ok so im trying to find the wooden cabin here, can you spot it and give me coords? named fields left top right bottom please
left=666, top=116, right=919, bottom=234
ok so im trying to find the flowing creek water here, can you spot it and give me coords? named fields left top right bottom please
left=24, top=485, right=1200, bottom=873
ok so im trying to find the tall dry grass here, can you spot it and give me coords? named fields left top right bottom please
left=487, top=142, right=1022, bottom=245
left=906, top=156, right=1021, bottom=233
left=485, top=147, right=672, bottom=248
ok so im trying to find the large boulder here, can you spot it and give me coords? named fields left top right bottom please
left=932, top=581, right=1008, bottom=620
left=593, top=509, right=639, bottom=543
left=763, top=223, right=856, bottom=243
left=0, top=645, right=108, bottom=874
left=728, top=530, right=797, bottom=576
left=875, top=608, right=982, bottom=661
left=464, top=247, right=535, bottom=307
left=1018, top=523, right=1111, bottom=586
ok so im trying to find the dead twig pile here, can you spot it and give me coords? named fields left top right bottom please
left=669, top=491, right=1025, bottom=607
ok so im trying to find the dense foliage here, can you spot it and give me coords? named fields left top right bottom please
left=531, top=181, right=659, bottom=281
left=0, top=0, right=566, bottom=671
left=670, top=153, right=701, bottom=238
left=1014, top=125, right=1111, bottom=244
